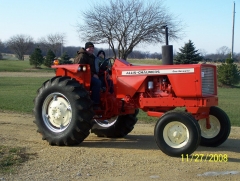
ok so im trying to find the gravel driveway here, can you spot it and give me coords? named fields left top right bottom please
left=0, top=111, right=240, bottom=181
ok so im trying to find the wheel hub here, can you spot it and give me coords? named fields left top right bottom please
left=168, top=124, right=186, bottom=143
left=48, top=97, right=71, bottom=128
left=172, top=130, right=182, bottom=138
left=163, top=121, right=189, bottom=148
left=198, top=116, right=220, bottom=138
left=42, top=93, right=72, bottom=133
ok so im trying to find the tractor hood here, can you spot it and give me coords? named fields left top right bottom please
left=112, top=58, right=217, bottom=98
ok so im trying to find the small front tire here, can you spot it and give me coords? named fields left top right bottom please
left=198, top=106, right=231, bottom=147
left=154, top=111, right=201, bottom=157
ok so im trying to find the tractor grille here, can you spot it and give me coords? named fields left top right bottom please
left=201, top=66, right=215, bottom=95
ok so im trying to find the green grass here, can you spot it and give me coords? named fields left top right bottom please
left=128, top=59, right=162, bottom=65
left=0, top=77, right=51, bottom=113
left=217, top=86, right=240, bottom=126
left=0, top=60, right=54, bottom=72
left=0, top=59, right=239, bottom=126
left=0, top=145, right=34, bottom=174
left=0, top=59, right=161, bottom=72
left=0, top=76, right=239, bottom=126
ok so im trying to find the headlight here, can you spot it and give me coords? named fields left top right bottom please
left=82, top=66, right=86, bottom=71
left=78, top=65, right=87, bottom=72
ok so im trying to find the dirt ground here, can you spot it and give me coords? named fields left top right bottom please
left=0, top=111, right=240, bottom=181
left=0, top=72, right=240, bottom=180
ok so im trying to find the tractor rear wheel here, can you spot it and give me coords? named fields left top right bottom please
left=91, top=109, right=139, bottom=138
left=198, top=106, right=231, bottom=147
left=33, top=76, right=94, bottom=146
left=154, top=111, right=201, bottom=157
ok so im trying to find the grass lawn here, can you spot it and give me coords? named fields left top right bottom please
left=128, top=59, right=162, bottom=65
left=0, top=59, right=239, bottom=126
left=0, top=59, right=162, bottom=72
left=0, top=60, right=53, bottom=72
left=0, top=76, right=239, bottom=126
left=0, top=77, right=51, bottom=113
left=217, top=86, right=240, bottom=126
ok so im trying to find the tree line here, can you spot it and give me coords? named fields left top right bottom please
left=1, top=0, right=240, bottom=62
left=1, top=35, right=240, bottom=63
left=0, top=0, right=239, bottom=88
left=0, top=34, right=163, bottom=60
left=1, top=37, right=239, bottom=87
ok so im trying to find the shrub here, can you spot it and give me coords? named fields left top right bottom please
left=60, top=52, right=72, bottom=64
left=29, top=47, right=44, bottom=68
left=44, top=50, right=55, bottom=67
left=217, top=58, right=240, bottom=86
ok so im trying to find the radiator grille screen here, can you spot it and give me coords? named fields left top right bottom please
left=201, top=67, right=215, bottom=95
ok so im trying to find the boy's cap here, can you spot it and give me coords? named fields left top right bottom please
left=85, top=42, right=94, bottom=49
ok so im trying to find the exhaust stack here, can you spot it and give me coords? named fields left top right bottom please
left=161, top=25, right=173, bottom=65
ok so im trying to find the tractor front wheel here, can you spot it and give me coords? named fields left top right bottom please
left=91, top=109, right=139, bottom=138
left=154, top=111, right=201, bottom=157
left=198, top=106, right=231, bottom=147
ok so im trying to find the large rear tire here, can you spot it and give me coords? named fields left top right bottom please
left=91, top=109, right=139, bottom=138
left=198, top=106, right=231, bottom=147
left=154, top=111, right=201, bottom=157
left=33, top=76, right=94, bottom=146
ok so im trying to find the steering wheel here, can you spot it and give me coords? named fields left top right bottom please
left=99, top=58, right=114, bottom=74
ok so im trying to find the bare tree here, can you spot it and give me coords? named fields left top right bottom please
left=216, top=46, right=231, bottom=60
left=77, top=0, right=183, bottom=59
left=236, top=53, right=240, bottom=62
left=38, top=33, right=66, bottom=56
left=198, top=49, right=207, bottom=57
left=7, top=35, right=34, bottom=60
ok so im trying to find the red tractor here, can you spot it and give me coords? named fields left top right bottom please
left=33, top=56, right=231, bottom=157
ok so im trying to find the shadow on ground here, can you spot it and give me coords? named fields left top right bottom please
left=81, top=134, right=240, bottom=162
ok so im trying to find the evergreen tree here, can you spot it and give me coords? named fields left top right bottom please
left=60, top=52, right=72, bottom=64
left=44, top=49, right=55, bottom=67
left=217, top=57, right=240, bottom=86
left=29, top=47, right=44, bottom=68
left=174, top=40, right=203, bottom=64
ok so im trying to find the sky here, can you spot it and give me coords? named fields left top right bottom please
left=0, top=0, right=239, bottom=54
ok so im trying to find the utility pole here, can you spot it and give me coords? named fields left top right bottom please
left=61, top=40, right=63, bottom=56
left=231, top=1, right=235, bottom=59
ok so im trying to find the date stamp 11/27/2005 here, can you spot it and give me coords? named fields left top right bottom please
left=181, top=154, right=228, bottom=162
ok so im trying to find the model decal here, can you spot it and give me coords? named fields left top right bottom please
left=122, top=68, right=194, bottom=75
